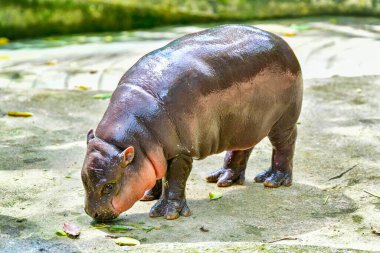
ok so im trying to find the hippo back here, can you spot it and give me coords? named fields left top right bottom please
left=117, top=25, right=302, bottom=159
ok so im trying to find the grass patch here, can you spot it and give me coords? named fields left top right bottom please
left=1, top=0, right=380, bottom=40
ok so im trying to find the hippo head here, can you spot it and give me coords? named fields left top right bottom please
left=81, top=129, right=156, bottom=221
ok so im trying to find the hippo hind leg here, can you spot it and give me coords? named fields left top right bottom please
left=141, top=179, right=162, bottom=201
left=206, top=148, right=253, bottom=187
left=254, top=122, right=297, bottom=188
left=149, top=155, right=192, bottom=220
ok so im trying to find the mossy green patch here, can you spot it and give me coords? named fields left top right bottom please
left=351, top=214, right=364, bottom=223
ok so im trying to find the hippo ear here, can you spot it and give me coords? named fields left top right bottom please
left=87, top=129, right=95, bottom=144
left=120, top=146, right=135, bottom=167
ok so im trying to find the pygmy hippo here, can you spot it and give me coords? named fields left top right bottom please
left=81, top=24, right=303, bottom=221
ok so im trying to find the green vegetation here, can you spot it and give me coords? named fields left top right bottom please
left=1, top=0, right=380, bottom=40
left=351, top=214, right=364, bottom=223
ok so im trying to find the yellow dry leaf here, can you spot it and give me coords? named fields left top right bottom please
left=7, top=111, right=33, bottom=117
left=46, top=59, right=58, bottom=66
left=283, top=32, right=297, bottom=37
left=114, top=237, right=140, bottom=246
left=75, top=85, right=91, bottom=91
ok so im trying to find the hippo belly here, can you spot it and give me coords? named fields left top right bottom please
left=169, top=66, right=301, bottom=159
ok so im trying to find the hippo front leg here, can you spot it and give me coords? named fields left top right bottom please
left=141, top=179, right=162, bottom=201
left=149, top=155, right=192, bottom=220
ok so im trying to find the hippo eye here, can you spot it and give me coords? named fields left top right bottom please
left=102, top=183, right=115, bottom=195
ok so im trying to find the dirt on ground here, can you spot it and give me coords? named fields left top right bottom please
left=0, top=17, right=379, bottom=252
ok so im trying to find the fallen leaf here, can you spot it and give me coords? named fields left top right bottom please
left=209, top=192, right=222, bottom=200
left=92, top=222, right=158, bottom=232
left=23, top=157, right=46, bottom=164
left=114, top=236, right=140, bottom=246
left=268, top=236, right=298, bottom=243
left=92, top=224, right=109, bottom=229
left=142, top=226, right=158, bottom=232
left=127, top=223, right=143, bottom=229
left=364, top=190, right=380, bottom=199
left=356, top=88, right=362, bottom=93
left=109, top=225, right=135, bottom=231
left=46, top=59, right=58, bottom=66
left=56, top=230, right=67, bottom=236
left=0, top=37, right=9, bottom=46
left=75, top=85, right=91, bottom=91
left=200, top=226, right=209, bottom=232
left=323, top=195, right=329, bottom=205
left=0, top=55, right=10, bottom=60
left=93, top=93, right=112, bottom=99
left=106, top=234, right=119, bottom=238
left=371, top=225, right=380, bottom=235
left=16, top=218, right=27, bottom=223
left=7, top=111, right=33, bottom=117
left=63, top=223, right=80, bottom=238
left=127, top=223, right=158, bottom=232
left=283, top=31, right=297, bottom=37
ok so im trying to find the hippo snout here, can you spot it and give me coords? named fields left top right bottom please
left=85, top=204, right=119, bottom=221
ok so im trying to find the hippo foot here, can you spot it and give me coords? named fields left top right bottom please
left=254, top=168, right=292, bottom=188
left=206, top=167, right=245, bottom=187
left=149, top=199, right=191, bottom=220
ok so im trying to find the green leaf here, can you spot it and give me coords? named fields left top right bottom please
left=209, top=192, right=222, bottom=200
left=114, top=237, right=140, bottom=246
left=56, top=230, right=67, bottom=236
left=323, top=195, right=329, bottom=205
left=93, top=93, right=112, bottom=99
left=127, top=223, right=143, bottom=229
left=142, top=226, right=158, bottom=232
left=109, top=225, right=135, bottom=231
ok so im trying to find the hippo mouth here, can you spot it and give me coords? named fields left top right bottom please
left=85, top=200, right=121, bottom=221
left=93, top=211, right=119, bottom=222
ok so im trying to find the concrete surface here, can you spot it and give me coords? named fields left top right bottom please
left=0, top=17, right=379, bottom=252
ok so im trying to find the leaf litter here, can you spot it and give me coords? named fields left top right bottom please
left=63, top=223, right=81, bottom=239
left=209, top=192, right=222, bottom=200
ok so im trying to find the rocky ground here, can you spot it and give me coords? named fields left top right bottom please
left=0, top=17, right=379, bottom=252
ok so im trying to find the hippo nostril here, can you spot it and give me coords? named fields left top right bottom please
left=94, top=212, right=99, bottom=218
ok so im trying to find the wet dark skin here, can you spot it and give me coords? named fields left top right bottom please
left=81, top=24, right=303, bottom=221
